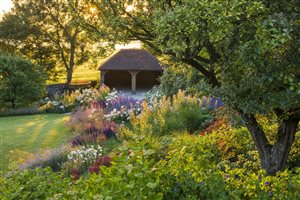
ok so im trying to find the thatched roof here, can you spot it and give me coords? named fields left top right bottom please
left=98, top=49, right=163, bottom=71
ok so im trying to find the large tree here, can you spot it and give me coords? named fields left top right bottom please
left=0, top=0, right=100, bottom=87
left=0, top=11, right=57, bottom=76
left=0, top=54, right=47, bottom=108
left=78, top=0, right=300, bottom=175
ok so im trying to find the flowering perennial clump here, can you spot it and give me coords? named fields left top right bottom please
left=39, top=98, right=67, bottom=113
left=67, top=145, right=103, bottom=164
left=74, top=86, right=109, bottom=106
left=104, top=90, right=142, bottom=122
left=145, top=86, right=163, bottom=102
left=40, top=85, right=111, bottom=113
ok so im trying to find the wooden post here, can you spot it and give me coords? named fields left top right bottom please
left=100, top=70, right=107, bottom=86
left=129, top=71, right=139, bottom=94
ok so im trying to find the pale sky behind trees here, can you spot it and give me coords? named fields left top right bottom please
left=0, top=0, right=13, bottom=14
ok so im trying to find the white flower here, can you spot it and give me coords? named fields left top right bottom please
left=68, top=145, right=103, bottom=163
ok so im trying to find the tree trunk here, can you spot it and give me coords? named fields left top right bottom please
left=265, top=118, right=299, bottom=175
left=242, top=113, right=299, bottom=175
left=66, top=42, right=75, bottom=90
left=11, top=99, right=15, bottom=109
left=66, top=67, right=73, bottom=90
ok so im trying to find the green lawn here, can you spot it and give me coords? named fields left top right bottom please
left=48, top=51, right=117, bottom=84
left=62, top=65, right=100, bottom=83
left=49, top=65, right=100, bottom=84
left=0, top=114, right=72, bottom=171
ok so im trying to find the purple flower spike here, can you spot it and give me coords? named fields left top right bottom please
left=106, top=95, right=139, bottom=112
left=265, top=182, right=270, bottom=186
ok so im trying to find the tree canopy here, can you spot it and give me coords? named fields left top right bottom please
left=0, top=0, right=110, bottom=86
left=0, top=54, right=47, bottom=108
left=75, top=0, right=299, bottom=175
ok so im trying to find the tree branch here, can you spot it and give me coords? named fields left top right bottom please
left=185, top=58, right=220, bottom=87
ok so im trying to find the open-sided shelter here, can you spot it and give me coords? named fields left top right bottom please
left=99, top=49, right=163, bottom=93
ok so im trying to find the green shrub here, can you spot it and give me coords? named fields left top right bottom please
left=155, top=133, right=223, bottom=199
left=69, top=154, right=163, bottom=199
left=0, top=106, right=44, bottom=117
left=159, top=64, right=203, bottom=97
left=0, top=168, right=71, bottom=200
left=289, top=130, right=300, bottom=168
left=176, top=101, right=212, bottom=133
left=0, top=54, right=47, bottom=109
left=154, top=132, right=300, bottom=199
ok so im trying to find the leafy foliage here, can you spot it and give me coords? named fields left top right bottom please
left=0, top=54, right=46, bottom=108
left=159, top=64, right=204, bottom=97
left=0, top=168, right=72, bottom=200
left=1, top=123, right=299, bottom=199
left=126, top=91, right=213, bottom=137
left=0, top=0, right=111, bottom=84
left=78, top=0, right=300, bottom=174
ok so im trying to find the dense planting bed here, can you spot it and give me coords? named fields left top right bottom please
left=0, top=89, right=299, bottom=199
left=0, top=114, right=71, bottom=171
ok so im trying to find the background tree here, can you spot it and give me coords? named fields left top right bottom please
left=78, top=0, right=300, bottom=175
left=0, top=4, right=59, bottom=79
left=0, top=0, right=100, bottom=87
left=0, top=54, right=47, bottom=108
left=158, top=61, right=203, bottom=97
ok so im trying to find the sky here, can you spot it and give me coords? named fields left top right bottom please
left=0, top=0, right=13, bottom=14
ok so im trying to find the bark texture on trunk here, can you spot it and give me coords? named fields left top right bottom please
left=66, top=42, right=76, bottom=90
left=268, top=118, right=299, bottom=175
left=242, top=113, right=299, bottom=175
left=66, top=68, right=73, bottom=89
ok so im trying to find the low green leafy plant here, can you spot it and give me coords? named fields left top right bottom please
left=0, top=168, right=72, bottom=200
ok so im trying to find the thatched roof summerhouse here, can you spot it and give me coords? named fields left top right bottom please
left=98, top=49, right=163, bottom=93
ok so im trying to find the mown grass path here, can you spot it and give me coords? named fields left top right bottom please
left=0, top=114, right=72, bottom=171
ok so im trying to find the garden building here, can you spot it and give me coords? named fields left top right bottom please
left=98, top=49, right=163, bottom=94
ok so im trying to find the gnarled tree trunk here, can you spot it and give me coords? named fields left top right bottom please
left=242, top=113, right=299, bottom=175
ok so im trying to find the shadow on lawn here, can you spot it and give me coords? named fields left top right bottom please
left=0, top=114, right=71, bottom=172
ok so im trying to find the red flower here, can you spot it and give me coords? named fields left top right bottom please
left=88, top=165, right=100, bottom=174
left=96, top=156, right=112, bottom=167
left=89, top=156, right=112, bottom=174
left=71, top=168, right=80, bottom=180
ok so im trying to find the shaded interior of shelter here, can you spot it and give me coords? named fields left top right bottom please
left=104, top=70, right=161, bottom=91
